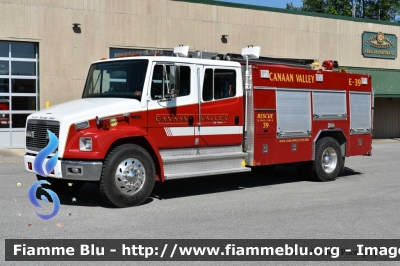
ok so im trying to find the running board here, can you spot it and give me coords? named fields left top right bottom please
left=164, top=167, right=251, bottom=180
left=160, top=146, right=250, bottom=180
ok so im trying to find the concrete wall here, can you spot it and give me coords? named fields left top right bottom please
left=0, top=0, right=399, bottom=108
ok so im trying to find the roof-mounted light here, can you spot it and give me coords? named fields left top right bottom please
left=173, top=45, right=189, bottom=57
left=311, top=61, right=320, bottom=70
left=322, top=60, right=339, bottom=71
left=241, top=45, right=261, bottom=59
left=361, top=77, right=368, bottom=85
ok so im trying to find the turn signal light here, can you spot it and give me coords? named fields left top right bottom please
left=79, top=137, right=92, bottom=151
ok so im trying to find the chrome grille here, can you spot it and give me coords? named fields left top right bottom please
left=26, top=119, right=60, bottom=152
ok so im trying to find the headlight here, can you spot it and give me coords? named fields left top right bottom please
left=75, top=120, right=90, bottom=130
left=79, top=137, right=92, bottom=151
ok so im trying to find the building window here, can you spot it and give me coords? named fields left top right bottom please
left=0, top=41, right=38, bottom=130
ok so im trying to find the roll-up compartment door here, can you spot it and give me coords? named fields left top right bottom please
left=276, top=90, right=311, bottom=138
left=350, top=92, right=371, bottom=134
left=313, top=91, right=347, bottom=120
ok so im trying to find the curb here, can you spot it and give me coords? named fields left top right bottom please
left=372, top=138, right=400, bottom=143
left=0, top=149, right=25, bottom=157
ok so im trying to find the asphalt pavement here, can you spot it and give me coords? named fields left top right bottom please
left=1, top=139, right=400, bottom=266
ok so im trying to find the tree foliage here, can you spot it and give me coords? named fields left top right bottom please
left=286, top=0, right=400, bottom=22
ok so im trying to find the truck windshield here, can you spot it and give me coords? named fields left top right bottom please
left=82, top=60, right=149, bottom=100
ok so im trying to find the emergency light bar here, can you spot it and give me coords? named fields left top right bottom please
left=241, top=45, right=261, bottom=59
left=173, top=45, right=189, bottom=57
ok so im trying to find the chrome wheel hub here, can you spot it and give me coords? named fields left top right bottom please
left=115, top=158, right=145, bottom=195
left=321, top=147, right=337, bottom=174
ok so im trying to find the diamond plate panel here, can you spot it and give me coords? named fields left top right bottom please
left=243, top=65, right=255, bottom=166
left=163, top=154, right=248, bottom=179
left=159, top=145, right=243, bottom=157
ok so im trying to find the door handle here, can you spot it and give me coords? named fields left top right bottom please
left=235, top=116, right=239, bottom=125
left=189, top=116, right=194, bottom=126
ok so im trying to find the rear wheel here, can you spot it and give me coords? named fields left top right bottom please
left=296, top=137, right=342, bottom=182
left=99, top=144, right=155, bottom=207
left=311, top=137, right=343, bottom=181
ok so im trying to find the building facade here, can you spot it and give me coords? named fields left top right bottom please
left=0, top=0, right=399, bottom=148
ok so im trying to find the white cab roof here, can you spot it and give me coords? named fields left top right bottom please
left=92, top=56, right=241, bottom=67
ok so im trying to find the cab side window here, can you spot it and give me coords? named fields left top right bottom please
left=202, top=68, right=236, bottom=101
left=151, top=65, right=191, bottom=100
left=178, top=66, right=191, bottom=96
left=202, top=69, right=213, bottom=101
left=150, top=65, right=164, bottom=100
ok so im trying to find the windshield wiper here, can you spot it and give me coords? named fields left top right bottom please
left=91, top=71, right=102, bottom=93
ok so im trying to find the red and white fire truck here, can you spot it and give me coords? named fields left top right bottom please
left=24, top=46, right=373, bottom=207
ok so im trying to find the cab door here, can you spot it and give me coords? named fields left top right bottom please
left=197, top=66, right=244, bottom=146
left=147, top=62, right=197, bottom=149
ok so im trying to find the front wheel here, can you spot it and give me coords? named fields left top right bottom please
left=99, top=144, right=155, bottom=207
left=311, top=137, right=343, bottom=181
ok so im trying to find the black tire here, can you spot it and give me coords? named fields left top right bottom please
left=310, top=137, right=343, bottom=181
left=36, top=175, right=85, bottom=193
left=99, top=144, right=155, bottom=207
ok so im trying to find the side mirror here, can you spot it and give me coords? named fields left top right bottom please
left=160, top=64, right=180, bottom=101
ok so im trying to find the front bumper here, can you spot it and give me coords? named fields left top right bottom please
left=24, top=155, right=103, bottom=181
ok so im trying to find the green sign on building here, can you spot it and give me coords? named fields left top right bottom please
left=362, top=31, right=397, bottom=59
